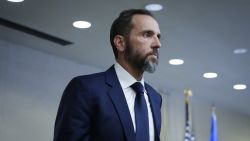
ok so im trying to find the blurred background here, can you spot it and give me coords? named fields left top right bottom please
left=0, top=0, right=249, bottom=141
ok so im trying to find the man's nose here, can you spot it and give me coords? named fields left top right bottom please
left=152, top=36, right=161, bottom=49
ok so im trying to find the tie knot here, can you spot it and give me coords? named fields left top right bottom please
left=131, top=82, right=144, bottom=94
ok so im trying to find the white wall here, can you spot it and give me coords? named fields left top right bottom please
left=1, top=39, right=250, bottom=141
left=0, top=40, right=101, bottom=141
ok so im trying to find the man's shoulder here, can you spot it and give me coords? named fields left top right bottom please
left=70, top=65, right=115, bottom=84
left=72, top=71, right=105, bottom=83
left=76, top=71, right=104, bottom=79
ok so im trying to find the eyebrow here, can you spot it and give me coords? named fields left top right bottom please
left=142, top=29, right=161, bottom=36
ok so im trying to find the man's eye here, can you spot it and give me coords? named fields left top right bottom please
left=143, top=32, right=152, bottom=37
left=157, top=34, right=161, bottom=40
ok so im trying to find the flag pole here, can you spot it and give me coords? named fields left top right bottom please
left=184, top=89, right=193, bottom=129
left=184, top=89, right=195, bottom=141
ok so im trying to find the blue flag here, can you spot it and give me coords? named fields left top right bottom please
left=210, top=107, right=218, bottom=141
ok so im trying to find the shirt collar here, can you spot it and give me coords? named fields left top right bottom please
left=114, top=62, right=145, bottom=89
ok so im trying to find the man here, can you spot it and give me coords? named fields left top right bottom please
left=54, top=9, right=162, bottom=141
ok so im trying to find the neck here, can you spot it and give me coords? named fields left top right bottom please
left=117, top=59, right=143, bottom=81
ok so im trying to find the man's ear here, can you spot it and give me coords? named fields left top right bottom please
left=114, top=35, right=126, bottom=52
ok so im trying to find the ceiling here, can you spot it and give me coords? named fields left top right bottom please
left=0, top=0, right=249, bottom=116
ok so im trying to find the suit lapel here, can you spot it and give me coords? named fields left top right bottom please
left=105, top=66, right=136, bottom=141
left=145, top=84, right=161, bottom=141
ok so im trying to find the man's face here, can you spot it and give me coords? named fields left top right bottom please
left=124, top=14, right=161, bottom=73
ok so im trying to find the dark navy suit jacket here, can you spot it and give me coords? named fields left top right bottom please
left=54, top=66, right=162, bottom=141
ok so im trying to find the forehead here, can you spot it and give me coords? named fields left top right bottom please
left=131, top=14, right=160, bottom=33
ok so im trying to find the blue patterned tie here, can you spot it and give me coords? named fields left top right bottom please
left=131, top=82, right=149, bottom=141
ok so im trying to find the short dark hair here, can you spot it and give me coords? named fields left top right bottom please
left=110, top=9, right=155, bottom=59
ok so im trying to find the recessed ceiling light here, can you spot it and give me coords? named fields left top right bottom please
left=73, top=21, right=91, bottom=29
left=203, top=72, right=218, bottom=79
left=145, top=4, right=163, bottom=11
left=233, top=84, right=247, bottom=90
left=233, top=48, right=248, bottom=54
left=7, top=0, right=24, bottom=2
left=169, top=59, right=184, bottom=65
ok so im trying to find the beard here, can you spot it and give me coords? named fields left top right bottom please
left=124, top=41, right=159, bottom=73
left=142, top=54, right=158, bottom=73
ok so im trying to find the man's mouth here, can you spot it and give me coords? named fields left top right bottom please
left=150, top=52, right=158, bottom=59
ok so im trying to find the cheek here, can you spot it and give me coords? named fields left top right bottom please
left=130, top=38, right=151, bottom=55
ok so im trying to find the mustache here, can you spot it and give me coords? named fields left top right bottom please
left=146, top=50, right=159, bottom=58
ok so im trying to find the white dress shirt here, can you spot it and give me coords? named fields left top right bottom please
left=114, top=62, right=155, bottom=141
